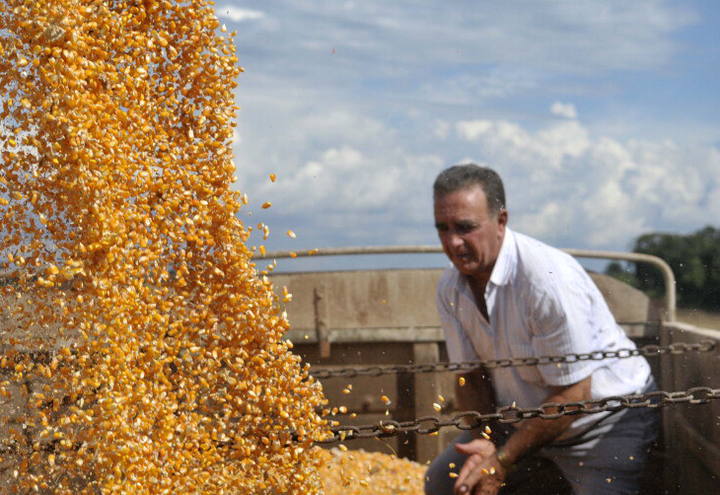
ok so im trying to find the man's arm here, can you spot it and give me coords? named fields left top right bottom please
left=496, top=375, right=591, bottom=464
left=454, top=376, right=592, bottom=494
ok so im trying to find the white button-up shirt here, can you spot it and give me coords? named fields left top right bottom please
left=437, top=228, right=651, bottom=436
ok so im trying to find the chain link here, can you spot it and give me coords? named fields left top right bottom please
left=316, top=386, right=720, bottom=444
left=310, top=340, right=717, bottom=379
left=1, top=386, right=717, bottom=453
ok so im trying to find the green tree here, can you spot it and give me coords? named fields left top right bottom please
left=630, top=226, right=720, bottom=310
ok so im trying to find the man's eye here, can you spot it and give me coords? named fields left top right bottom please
left=457, top=224, right=475, bottom=234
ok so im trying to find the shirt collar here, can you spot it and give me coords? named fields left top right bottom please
left=489, top=227, right=515, bottom=287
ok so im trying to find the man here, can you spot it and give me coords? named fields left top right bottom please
left=425, top=164, right=658, bottom=495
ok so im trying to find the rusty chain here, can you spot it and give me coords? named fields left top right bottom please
left=0, top=341, right=716, bottom=454
left=309, top=340, right=717, bottom=379
left=316, top=386, right=720, bottom=444
left=1, top=386, right=717, bottom=454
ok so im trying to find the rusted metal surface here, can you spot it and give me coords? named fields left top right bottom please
left=258, top=245, right=676, bottom=320
left=660, top=322, right=720, bottom=494
left=313, top=285, right=331, bottom=358
left=275, top=269, right=657, bottom=346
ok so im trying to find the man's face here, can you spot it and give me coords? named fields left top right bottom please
left=434, top=185, right=507, bottom=281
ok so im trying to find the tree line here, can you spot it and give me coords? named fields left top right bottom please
left=605, top=225, right=720, bottom=310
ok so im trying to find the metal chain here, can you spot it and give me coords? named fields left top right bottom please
left=316, top=386, right=720, bottom=444
left=310, top=340, right=717, bottom=379
left=1, top=386, right=717, bottom=454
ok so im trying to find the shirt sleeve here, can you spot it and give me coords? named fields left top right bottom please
left=436, top=278, right=479, bottom=364
left=525, top=267, right=605, bottom=386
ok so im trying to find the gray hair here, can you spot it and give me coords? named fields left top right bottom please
left=433, top=163, right=506, bottom=214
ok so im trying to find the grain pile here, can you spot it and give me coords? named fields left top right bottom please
left=0, top=1, right=328, bottom=493
left=316, top=448, right=426, bottom=495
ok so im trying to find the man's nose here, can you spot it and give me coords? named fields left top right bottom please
left=446, top=231, right=464, bottom=248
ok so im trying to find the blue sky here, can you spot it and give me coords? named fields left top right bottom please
left=215, top=1, right=720, bottom=271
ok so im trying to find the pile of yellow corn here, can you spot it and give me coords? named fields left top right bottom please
left=0, top=1, right=331, bottom=493
left=317, top=447, right=426, bottom=495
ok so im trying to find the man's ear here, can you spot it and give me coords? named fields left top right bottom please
left=497, top=209, right=508, bottom=228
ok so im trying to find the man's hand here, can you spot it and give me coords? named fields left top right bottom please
left=454, top=439, right=507, bottom=495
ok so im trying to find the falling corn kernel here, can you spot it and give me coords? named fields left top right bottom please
left=261, top=201, right=272, bottom=209
left=0, top=2, right=328, bottom=493
left=449, top=472, right=458, bottom=478
left=433, top=403, right=442, bottom=412
left=269, top=173, right=277, bottom=182
left=437, top=394, right=445, bottom=403
left=380, top=395, right=392, bottom=406
left=448, top=462, right=456, bottom=469
left=287, top=229, right=297, bottom=239
left=458, top=377, right=466, bottom=387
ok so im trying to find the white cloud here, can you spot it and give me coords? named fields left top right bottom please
left=416, top=68, right=539, bottom=104
left=236, top=84, right=719, bottom=253
left=453, top=116, right=720, bottom=248
left=224, top=0, right=712, bottom=256
left=232, top=94, right=446, bottom=247
left=228, top=0, right=697, bottom=104
left=216, top=6, right=265, bottom=22
left=456, top=120, right=493, bottom=141
left=434, top=120, right=450, bottom=140
left=457, top=120, right=590, bottom=173
left=551, top=102, right=578, bottom=119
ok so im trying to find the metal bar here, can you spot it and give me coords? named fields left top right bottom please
left=257, top=245, right=677, bottom=321
left=564, top=249, right=676, bottom=322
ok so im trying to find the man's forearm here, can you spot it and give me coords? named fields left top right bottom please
left=496, top=376, right=592, bottom=466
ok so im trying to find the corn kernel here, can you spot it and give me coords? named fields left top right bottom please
left=0, top=2, right=328, bottom=493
